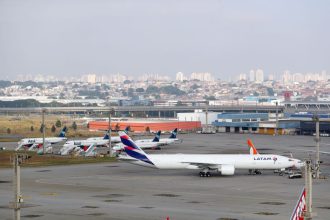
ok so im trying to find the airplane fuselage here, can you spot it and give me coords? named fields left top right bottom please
left=120, top=154, right=302, bottom=171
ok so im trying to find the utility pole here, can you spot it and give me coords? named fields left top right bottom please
left=42, top=108, right=46, bottom=155
left=313, top=115, right=321, bottom=179
left=12, top=154, right=23, bottom=220
left=304, top=159, right=313, bottom=219
left=275, top=101, right=279, bottom=136
left=108, top=106, right=114, bottom=157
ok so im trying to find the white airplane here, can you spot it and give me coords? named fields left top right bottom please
left=86, top=126, right=129, bottom=143
left=59, top=139, right=108, bottom=155
left=132, top=128, right=181, bottom=145
left=117, top=132, right=304, bottom=177
left=16, top=127, right=67, bottom=151
left=157, top=128, right=181, bottom=145
left=113, top=131, right=162, bottom=151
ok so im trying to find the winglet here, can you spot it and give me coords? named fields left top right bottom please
left=247, top=139, right=259, bottom=155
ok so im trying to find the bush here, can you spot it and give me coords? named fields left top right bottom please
left=55, top=119, right=62, bottom=128
left=71, top=121, right=77, bottom=131
left=51, top=125, right=56, bottom=133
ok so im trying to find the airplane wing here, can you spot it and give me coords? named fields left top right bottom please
left=181, top=161, right=222, bottom=169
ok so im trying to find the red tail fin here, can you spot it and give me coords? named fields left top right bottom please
left=247, top=139, right=259, bottom=155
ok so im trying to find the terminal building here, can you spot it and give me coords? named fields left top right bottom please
left=212, top=113, right=330, bottom=135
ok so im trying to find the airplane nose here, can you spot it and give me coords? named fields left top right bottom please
left=296, top=160, right=305, bottom=169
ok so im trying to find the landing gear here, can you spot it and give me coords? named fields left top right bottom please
left=199, top=172, right=211, bottom=177
left=254, top=170, right=262, bottom=175
left=248, top=169, right=262, bottom=175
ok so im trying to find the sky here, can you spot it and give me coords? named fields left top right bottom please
left=0, top=0, right=329, bottom=80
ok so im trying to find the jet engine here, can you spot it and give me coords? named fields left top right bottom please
left=219, top=165, right=235, bottom=175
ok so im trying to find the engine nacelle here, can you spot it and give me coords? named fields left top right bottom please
left=220, top=165, right=235, bottom=175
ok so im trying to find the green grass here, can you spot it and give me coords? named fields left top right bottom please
left=0, top=151, right=117, bottom=168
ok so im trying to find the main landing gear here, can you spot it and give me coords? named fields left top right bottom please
left=199, top=172, right=211, bottom=177
left=249, top=169, right=262, bottom=175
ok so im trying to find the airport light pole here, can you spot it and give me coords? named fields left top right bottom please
left=304, top=159, right=313, bottom=219
left=275, top=101, right=279, bottom=136
left=12, top=154, right=23, bottom=220
left=313, top=115, right=321, bottom=179
left=42, top=108, right=46, bottom=155
left=108, top=106, right=115, bottom=157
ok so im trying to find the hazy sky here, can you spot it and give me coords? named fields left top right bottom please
left=0, top=0, right=329, bottom=80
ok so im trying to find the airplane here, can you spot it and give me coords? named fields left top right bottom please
left=16, top=127, right=67, bottom=151
left=59, top=139, right=108, bottom=155
left=86, top=126, right=129, bottom=143
left=128, top=128, right=181, bottom=146
left=59, top=127, right=130, bottom=155
left=113, top=131, right=162, bottom=151
left=117, top=131, right=304, bottom=177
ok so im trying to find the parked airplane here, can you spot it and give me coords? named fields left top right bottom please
left=113, top=131, right=162, bottom=151
left=59, top=127, right=130, bottom=155
left=127, top=128, right=181, bottom=145
left=59, top=139, right=107, bottom=155
left=86, top=126, right=129, bottom=143
left=16, top=127, right=67, bottom=151
left=117, top=132, right=304, bottom=177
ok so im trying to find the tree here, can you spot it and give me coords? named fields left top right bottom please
left=71, top=121, right=77, bottom=131
left=39, top=124, right=45, bottom=133
left=146, top=86, right=160, bottom=94
left=7, top=128, right=11, bottom=134
left=51, top=125, right=56, bottom=133
left=55, top=119, right=62, bottom=128
left=136, top=88, right=145, bottom=92
left=115, top=123, right=120, bottom=131
left=30, top=126, right=34, bottom=132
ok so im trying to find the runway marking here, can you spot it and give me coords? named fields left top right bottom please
left=41, top=192, right=58, bottom=196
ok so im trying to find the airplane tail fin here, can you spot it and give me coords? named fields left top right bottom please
left=169, top=128, right=177, bottom=139
left=103, top=131, right=110, bottom=140
left=247, top=139, right=259, bottom=155
left=59, top=126, right=67, bottom=137
left=104, top=126, right=129, bottom=140
left=119, top=131, right=154, bottom=165
left=152, top=130, right=161, bottom=142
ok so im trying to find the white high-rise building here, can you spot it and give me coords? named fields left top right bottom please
left=282, top=70, right=292, bottom=84
left=87, top=74, right=97, bottom=84
left=176, top=72, right=185, bottom=82
left=249, top=70, right=255, bottom=82
left=255, top=69, right=264, bottom=83
left=239, top=73, right=247, bottom=81
left=268, top=74, right=274, bottom=81
left=293, top=73, right=304, bottom=83
left=190, top=72, right=213, bottom=81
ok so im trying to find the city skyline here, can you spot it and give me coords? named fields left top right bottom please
left=1, top=0, right=330, bottom=80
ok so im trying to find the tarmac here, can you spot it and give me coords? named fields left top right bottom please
left=0, top=133, right=330, bottom=220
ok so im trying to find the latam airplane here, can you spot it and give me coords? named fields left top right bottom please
left=16, top=127, right=67, bottom=151
left=117, top=131, right=304, bottom=177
